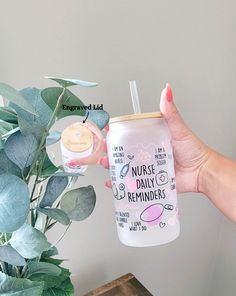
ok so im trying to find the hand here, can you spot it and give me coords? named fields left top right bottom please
left=99, top=84, right=212, bottom=194
left=159, top=84, right=211, bottom=193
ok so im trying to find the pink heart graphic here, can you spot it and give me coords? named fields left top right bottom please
left=124, top=176, right=137, bottom=192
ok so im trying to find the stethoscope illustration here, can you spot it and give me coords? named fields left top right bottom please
left=112, top=183, right=126, bottom=200
left=140, top=203, right=174, bottom=223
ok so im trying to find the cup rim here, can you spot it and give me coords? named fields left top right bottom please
left=109, top=112, right=162, bottom=124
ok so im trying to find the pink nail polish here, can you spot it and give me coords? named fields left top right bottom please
left=68, top=161, right=78, bottom=166
left=99, top=157, right=106, bottom=166
left=105, top=180, right=110, bottom=188
left=97, top=157, right=102, bottom=165
left=166, top=83, right=173, bottom=102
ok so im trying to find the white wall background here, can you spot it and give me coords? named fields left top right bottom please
left=0, top=1, right=236, bottom=295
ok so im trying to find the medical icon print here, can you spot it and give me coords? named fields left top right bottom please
left=155, top=170, right=168, bottom=186
left=119, top=155, right=134, bottom=179
left=140, top=203, right=174, bottom=228
left=110, top=145, right=177, bottom=229
left=120, top=161, right=131, bottom=179
left=107, top=113, right=180, bottom=246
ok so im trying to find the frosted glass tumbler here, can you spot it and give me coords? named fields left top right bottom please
left=107, top=112, right=180, bottom=247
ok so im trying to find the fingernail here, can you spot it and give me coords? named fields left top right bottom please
left=105, top=180, right=110, bottom=188
left=68, top=161, right=78, bottom=166
left=97, top=157, right=102, bottom=165
left=165, top=83, right=173, bottom=102
left=98, top=157, right=106, bottom=165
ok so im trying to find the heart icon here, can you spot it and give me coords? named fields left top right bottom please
left=127, top=155, right=134, bottom=160
left=124, top=176, right=137, bottom=192
left=159, top=222, right=166, bottom=228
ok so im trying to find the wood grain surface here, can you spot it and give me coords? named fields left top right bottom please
left=84, top=273, right=153, bottom=296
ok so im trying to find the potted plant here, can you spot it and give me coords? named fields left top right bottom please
left=0, top=77, right=109, bottom=295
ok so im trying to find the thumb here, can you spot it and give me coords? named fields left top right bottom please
left=160, top=83, right=190, bottom=139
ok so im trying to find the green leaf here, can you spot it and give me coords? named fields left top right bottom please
left=0, top=139, right=5, bottom=149
left=30, top=267, right=72, bottom=292
left=10, top=224, right=51, bottom=259
left=43, top=277, right=74, bottom=295
left=0, top=245, right=26, bottom=266
left=0, top=82, right=37, bottom=115
left=41, top=257, right=64, bottom=266
left=1, top=127, right=20, bottom=140
left=0, top=271, right=44, bottom=296
left=45, top=76, right=98, bottom=88
left=41, top=246, right=58, bottom=258
left=88, top=109, right=109, bottom=130
left=28, top=273, right=54, bottom=290
left=9, top=88, right=53, bottom=140
left=37, top=208, right=70, bottom=226
left=0, top=233, right=12, bottom=245
left=29, top=274, right=56, bottom=291
left=53, top=170, right=83, bottom=177
left=0, top=106, right=18, bottom=124
left=43, top=278, right=74, bottom=296
left=46, top=130, right=61, bottom=146
left=41, top=87, right=86, bottom=119
left=37, top=154, right=58, bottom=177
left=0, top=174, right=30, bottom=232
left=56, top=277, right=74, bottom=294
left=28, top=261, right=61, bottom=277
left=0, top=120, right=17, bottom=139
left=4, top=131, right=38, bottom=170
left=0, top=150, right=22, bottom=177
left=40, top=176, right=68, bottom=208
left=0, top=120, right=15, bottom=135
left=15, top=116, right=33, bottom=137
left=60, top=185, right=96, bottom=221
left=0, top=126, right=9, bottom=137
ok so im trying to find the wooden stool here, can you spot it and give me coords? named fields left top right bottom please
left=84, top=273, right=153, bottom=296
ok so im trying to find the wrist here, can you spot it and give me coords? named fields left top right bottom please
left=198, top=148, right=217, bottom=194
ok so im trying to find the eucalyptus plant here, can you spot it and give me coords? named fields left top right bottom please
left=0, top=77, right=109, bottom=295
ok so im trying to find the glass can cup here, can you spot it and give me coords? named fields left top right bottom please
left=106, top=112, right=180, bottom=247
left=60, top=123, right=94, bottom=174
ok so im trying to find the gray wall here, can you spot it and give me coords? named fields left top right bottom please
left=0, top=1, right=236, bottom=295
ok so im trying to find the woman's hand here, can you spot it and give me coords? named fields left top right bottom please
left=159, top=84, right=211, bottom=193
left=99, top=84, right=236, bottom=223
left=99, top=83, right=212, bottom=194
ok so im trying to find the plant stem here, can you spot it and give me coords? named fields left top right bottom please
left=0, top=261, right=7, bottom=274
left=46, top=221, right=57, bottom=232
left=26, top=88, right=66, bottom=182
left=31, top=209, right=35, bottom=227
left=20, top=264, right=28, bottom=278
left=43, top=216, right=49, bottom=233
left=27, top=88, right=66, bottom=228
left=50, top=222, right=72, bottom=248
left=14, top=266, right=21, bottom=278
left=30, top=154, right=46, bottom=203
left=30, top=196, right=40, bottom=203
left=0, top=233, right=4, bottom=245
left=30, top=158, right=46, bottom=226
left=30, top=176, right=39, bottom=202
left=4, top=233, right=8, bottom=244
left=43, top=175, right=77, bottom=233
